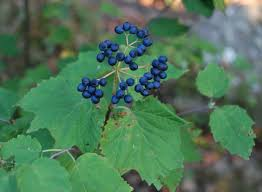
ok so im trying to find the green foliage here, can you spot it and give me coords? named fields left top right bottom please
left=0, top=34, right=19, bottom=57
left=100, top=2, right=122, bottom=17
left=196, top=64, right=229, bottom=98
left=0, top=135, right=42, bottom=165
left=161, top=169, right=184, bottom=192
left=213, top=0, right=225, bottom=11
left=0, top=88, right=17, bottom=121
left=70, top=153, right=132, bottom=192
left=0, top=170, right=17, bottom=192
left=182, top=0, right=214, bottom=17
left=148, top=18, right=189, bottom=37
left=47, top=26, right=72, bottom=45
left=209, top=105, right=255, bottom=159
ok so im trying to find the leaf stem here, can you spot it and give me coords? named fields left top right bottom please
left=0, top=118, right=11, bottom=125
left=98, top=70, right=115, bottom=80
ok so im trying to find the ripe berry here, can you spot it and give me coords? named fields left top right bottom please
left=104, top=49, right=113, bottom=57
left=129, top=49, right=137, bottom=58
left=144, top=72, right=153, bottom=80
left=115, top=25, right=124, bottom=34
left=111, top=95, right=119, bottom=104
left=95, top=89, right=104, bottom=98
left=158, top=63, right=168, bottom=71
left=91, top=96, right=100, bottom=104
left=87, top=86, right=96, bottom=94
left=98, top=79, right=106, bottom=87
left=153, top=81, right=161, bottom=89
left=129, top=63, right=138, bottom=71
left=91, top=79, right=99, bottom=87
left=135, top=84, right=143, bottom=92
left=77, top=83, right=86, bottom=92
left=136, top=48, right=144, bottom=56
left=123, top=22, right=131, bottom=31
left=124, top=56, right=132, bottom=64
left=119, top=81, right=128, bottom=90
left=151, top=68, right=160, bottom=75
left=116, top=89, right=125, bottom=98
left=82, top=91, right=91, bottom=98
left=143, top=28, right=149, bottom=37
left=111, top=43, right=119, bottom=52
left=154, top=76, right=161, bottom=82
left=139, top=77, right=147, bottom=85
left=129, top=26, right=138, bottom=34
left=99, top=42, right=107, bottom=51
left=152, top=59, right=159, bottom=68
left=104, top=40, right=112, bottom=48
left=108, top=57, right=117, bottom=66
left=143, top=38, right=153, bottom=47
left=159, top=71, right=167, bottom=79
left=146, top=82, right=154, bottom=90
left=96, top=53, right=105, bottom=62
left=138, top=44, right=146, bottom=51
left=126, top=78, right=135, bottom=86
left=137, top=30, right=145, bottom=38
left=124, top=95, right=133, bottom=103
left=116, top=52, right=125, bottom=61
left=141, top=89, right=150, bottom=96
left=82, top=77, right=90, bottom=86
left=158, top=55, right=168, bottom=63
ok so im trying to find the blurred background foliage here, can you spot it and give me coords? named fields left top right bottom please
left=0, top=0, right=261, bottom=191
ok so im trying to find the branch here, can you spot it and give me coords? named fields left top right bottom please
left=177, top=105, right=210, bottom=116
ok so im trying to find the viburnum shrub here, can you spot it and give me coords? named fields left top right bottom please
left=0, top=22, right=255, bottom=192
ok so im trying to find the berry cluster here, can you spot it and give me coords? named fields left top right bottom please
left=111, top=78, right=135, bottom=104
left=135, top=56, right=168, bottom=96
left=77, top=77, right=107, bottom=104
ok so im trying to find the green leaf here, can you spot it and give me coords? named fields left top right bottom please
left=209, top=105, right=255, bottom=159
left=182, top=0, right=214, bottom=17
left=0, top=135, right=42, bottom=165
left=160, top=169, right=183, bottom=192
left=213, top=0, right=225, bottom=11
left=0, top=88, right=17, bottom=121
left=196, top=64, right=229, bottom=98
left=100, top=2, right=122, bottom=17
left=16, top=158, right=71, bottom=192
left=0, top=34, right=19, bottom=56
left=148, top=18, right=189, bottom=37
left=47, top=26, right=72, bottom=45
left=101, top=97, right=188, bottom=188
left=42, top=2, right=69, bottom=19
left=70, top=153, right=132, bottom=192
left=19, top=52, right=110, bottom=151
left=29, top=129, right=55, bottom=150
left=0, top=170, right=18, bottom=192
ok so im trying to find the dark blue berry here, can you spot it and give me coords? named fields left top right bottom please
left=126, top=78, right=135, bottom=86
left=136, top=48, right=144, bottom=56
left=158, top=63, right=168, bottom=71
left=144, top=72, right=153, bottom=80
left=77, top=83, right=86, bottom=92
left=104, top=40, right=112, bottom=48
left=154, top=76, right=161, bottom=82
left=99, top=78, right=107, bottom=87
left=141, top=89, right=150, bottom=96
left=108, top=57, right=117, bottom=66
left=146, top=82, right=154, bottom=90
left=159, top=71, right=167, bottom=79
left=139, top=77, right=148, bottom=85
left=111, top=43, right=119, bottom=52
left=152, top=59, right=159, bottom=68
left=143, top=38, right=153, bottom=47
left=111, top=95, right=119, bottom=104
left=138, top=44, right=146, bottom=51
left=116, top=52, right=125, bottom=61
left=115, top=25, right=124, bottom=34
left=87, top=86, right=96, bottom=94
left=142, top=28, right=149, bottom=37
left=91, top=96, right=100, bottom=104
left=123, top=22, right=131, bottom=31
left=91, top=79, right=99, bottom=87
left=99, top=42, right=107, bottom=51
left=116, top=89, right=125, bottom=98
left=119, top=81, right=128, bottom=90
left=158, top=56, right=168, bottom=63
left=82, top=77, right=90, bottom=86
left=96, top=53, right=105, bottom=62
left=151, top=68, right=160, bottom=76
left=137, top=30, right=145, bottom=38
left=153, top=81, right=161, bottom=89
left=135, top=84, right=143, bottom=92
left=124, top=56, right=132, bottom=64
left=129, top=63, right=138, bottom=71
left=124, top=95, right=133, bottom=103
left=95, top=89, right=104, bottom=98
left=82, top=91, right=91, bottom=98
left=104, top=49, right=113, bottom=57
left=129, top=49, right=137, bottom=58
left=129, top=26, right=138, bottom=34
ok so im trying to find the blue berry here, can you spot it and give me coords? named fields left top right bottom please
left=104, top=40, right=112, bottom=48
left=151, top=68, right=160, bottom=75
left=96, top=53, right=105, bottom=62
left=158, top=56, right=168, bottom=63
left=99, top=78, right=107, bottom=87
left=124, top=95, right=133, bottom=103
left=144, top=72, right=153, bottom=80
left=152, top=59, right=159, bottom=68
left=104, top=49, right=113, bottom=57
left=129, top=63, right=138, bottom=71
left=82, top=77, right=90, bottom=86
left=82, top=91, right=91, bottom=98
left=119, top=81, right=128, bottom=90
left=129, top=26, right=138, bottom=34
left=138, top=44, right=146, bottom=51
left=124, top=56, right=132, bottom=64
left=77, top=83, right=86, bottom=92
left=126, top=78, right=135, bottom=86
left=99, top=42, right=107, bottom=51
left=87, top=86, right=96, bottom=94
left=129, top=49, right=137, bottom=58
left=141, top=89, right=150, bottom=96
left=115, top=25, right=124, bottom=34
left=137, top=30, right=145, bottom=38
left=135, top=84, right=143, bottom=92
left=159, top=71, right=167, bottom=79
left=142, top=28, right=149, bottom=37
left=139, top=76, right=148, bottom=85
left=146, top=82, right=154, bottom=90
left=123, top=22, right=131, bottom=31
left=153, top=81, right=161, bottom=89
left=108, top=57, right=117, bottom=66
left=91, top=96, right=100, bottom=104
left=116, top=52, right=125, bottom=61
left=143, top=38, right=153, bottom=47
left=154, top=76, right=161, bottom=82
left=111, top=43, right=119, bottom=52
left=116, top=89, right=125, bottom=98
left=111, top=95, right=119, bottom=104
left=158, top=63, right=168, bottom=71
left=95, top=89, right=104, bottom=98
left=136, top=48, right=144, bottom=56
left=91, top=79, right=99, bottom=87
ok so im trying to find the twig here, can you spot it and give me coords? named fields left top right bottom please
left=177, top=106, right=210, bottom=116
